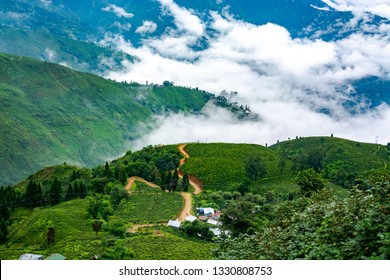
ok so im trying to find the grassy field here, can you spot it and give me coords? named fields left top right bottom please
left=116, top=182, right=183, bottom=223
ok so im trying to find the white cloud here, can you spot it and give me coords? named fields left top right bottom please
left=101, top=1, right=390, bottom=146
left=136, top=21, right=158, bottom=35
left=102, top=4, right=134, bottom=19
left=114, top=22, right=132, bottom=31
left=44, top=48, right=56, bottom=61
left=322, top=0, right=390, bottom=19
left=40, top=0, right=52, bottom=8
left=159, top=0, right=205, bottom=37
left=311, top=5, right=331, bottom=12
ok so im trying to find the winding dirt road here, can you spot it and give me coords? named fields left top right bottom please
left=124, top=176, right=160, bottom=192
left=123, top=144, right=203, bottom=226
left=178, top=144, right=203, bottom=195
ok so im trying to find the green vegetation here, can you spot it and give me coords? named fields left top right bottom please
left=1, top=137, right=389, bottom=260
left=116, top=182, right=183, bottom=223
left=214, top=178, right=390, bottom=260
left=270, top=136, right=390, bottom=175
left=124, top=234, right=215, bottom=260
left=0, top=26, right=133, bottom=74
left=0, top=53, right=211, bottom=185
left=180, top=143, right=280, bottom=192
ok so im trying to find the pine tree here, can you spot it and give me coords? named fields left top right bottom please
left=49, top=178, right=62, bottom=206
left=25, top=180, right=43, bottom=209
left=118, top=169, right=127, bottom=185
left=73, top=181, right=80, bottom=198
left=79, top=181, right=87, bottom=199
left=166, top=172, right=173, bottom=192
left=160, top=171, right=167, bottom=191
left=66, top=184, right=74, bottom=201
left=172, top=169, right=179, bottom=192
left=182, top=173, right=190, bottom=192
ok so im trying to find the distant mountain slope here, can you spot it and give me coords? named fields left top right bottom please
left=0, top=53, right=211, bottom=185
left=0, top=26, right=134, bottom=74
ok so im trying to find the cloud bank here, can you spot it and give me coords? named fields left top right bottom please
left=101, top=0, right=390, bottom=148
left=322, top=0, right=390, bottom=19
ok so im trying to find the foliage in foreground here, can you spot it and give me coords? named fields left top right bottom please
left=214, top=178, right=390, bottom=260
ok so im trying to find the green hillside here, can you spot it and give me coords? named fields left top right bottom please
left=179, top=139, right=390, bottom=194
left=270, top=136, right=390, bottom=174
left=0, top=27, right=133, bottom=74
left=0, top=53, right=211, bottom=185
left=180, top=143, right=282, bottom=192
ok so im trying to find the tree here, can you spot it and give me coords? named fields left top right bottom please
left=172, top=169, right=179, bottom=192
left=245, top=156, right=267, bottom=181
left=49, top=178, right=62, bottom=206
left=87, top=195, right=113, bottom=221
left=220, top=197, right=267, bottom=236
left=296, top=168, right=324, bottom=196
left=278, top=150, right=288, bottom=175
left=47, top=227, right=55, bottom=246
left=166, top=172, right=173, bottom=192
left=237, top=178, right=251, bottom=196
left=160, top=171, right=167, bottom=191
left=92, top=220, right=103, bottom=236
left=163, top=80, right=174, bottom=87
left=307, top=149, right=324, bottom=172
left=110, top=187, right=129, bottom=208
left=0, top=218, right=8, bottom=244
left=104, top=161, right=112, bottom=178
left=66, top=184, right=74, bottom=201
left=78, top=181, right=88, bottom=198
left=25, top=180, right=44, bottom=209
left=181, top=173, right=190, bottom=192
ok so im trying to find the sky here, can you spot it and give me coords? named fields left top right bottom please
left=100, top=0, right=390, bottom=149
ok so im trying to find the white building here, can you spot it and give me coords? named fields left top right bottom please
left=168, top=219, right=181, bottom=229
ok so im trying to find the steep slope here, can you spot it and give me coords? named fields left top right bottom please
left=0, top=53, right=211, bottom=185
left=0, top=26, right=134, bottom=74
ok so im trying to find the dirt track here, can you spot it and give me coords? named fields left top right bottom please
left=178, top=144, right=203, bottom=195
left=177, top=192, right=192, bottom=222
left=125, top=176, right=160, bottom=192
left=123, top=144, right=204, bottom=228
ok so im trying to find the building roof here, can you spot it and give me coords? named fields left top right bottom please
left=45, top=253, right=66, bottom=260
left=197, top=207, right=214, bottom=215
left=19, top=254, right=43, bottom=260
left=185, top=215, right=197, bottom=222
left=207, top=219, right=221, bottom=226
left=168, top=219, right=181, bottom=228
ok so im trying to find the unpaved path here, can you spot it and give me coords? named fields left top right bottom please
left=127, top=223, right=166, bottom=236
left=178, top=192, right=192, bottom=222
left=123, top=144, right=204, bottom=228
left=178, top=144, right=203, bottom=195
left=125, top=176, right=160, bottom=192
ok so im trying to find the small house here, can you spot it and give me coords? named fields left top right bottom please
left=168, top=219, right=181, bottom=229
left=197, top=207, right=215, bottom=216
left=19, top=254, right=43, bottom=260
left=207, top=219, right=221, bottom=226
left=185, top=215, right=197, bottom=222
